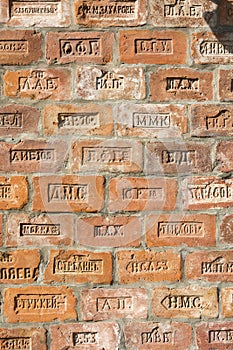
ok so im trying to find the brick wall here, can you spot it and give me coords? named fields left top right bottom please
left=0, top=0, right=233, bottom=349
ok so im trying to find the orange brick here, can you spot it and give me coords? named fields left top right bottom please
left=190, top=104, right=233, bottom=137
left=43, top=103, right=113, bottom=136
left=77, top=215, right=141, bottom=248
left=220, top=214, right=233, bottom=245
left=124, top=321, right=192, bottom=349
left=46, top=31, right=114, bottom=64
left=4, top=69, right=71, bottom=101
left=119, top=30, right=187, bottom=64
left=116, top=250, right=181, bottom=284
left=215, top=141, right=233, bottom=172
left=44, top=250, right=112, bottom=284
left=76, top=67, right=146, bottom=100
left=71, top=140, right=142, bottom=173
left=0, top=327, right=46, bottom=350
left=152, top=287, right=218, bottom=319
left=186, top=251, right=233, bottom=282
left=116, top=103, right=187, bottom=138
left=32, top=175, right=104, bottom=213
left=0, top=176, right=28, bottom=210
left=6, top=213, right=74, bottom=247
left=108, top=177, right=177, bottom=212
left=146, top=213, right=216, bottom=247
left=4, top=286, right=77, bottom=323
left=80, top=288, right=147, bottom=320
left=75, top=0, right=146, bottom=27
left=150, top=68, right=213, bottom=102
left=145, top=141, right=212, bottom=175
left=182, top=176, right=233, bottom=210
left=196, top=321, right=233, bottom=349
left=0, top=216, right=3, bottom=247
left=222, top=288, right=233, bottom=317
left=50, top=322, right=120, bottom=349
left=219, top=69, right=233, bottom=101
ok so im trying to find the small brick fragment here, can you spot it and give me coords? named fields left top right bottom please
left=0, top=1, right=8, bottom=23
left=77, top=216, right=141, bottom=248
left=44, top=250, right=112, bottom=284
left=215, top=141, right=233, bottom=172
left=196, top=321, right=233, bottom=349
left=116, top=250, right=181, bottom=284
left=124, top=321, right=192, bottom=349
left=4, top=69, right=71, bottom=100
left=146, top=213, right=216, bottom=247
left=32, top=175, right=104, bottom=213
left=152, top=287, right=218, bottom=319
left=219, top=69, right=233, bottom=101
left=220, top=0, right=233, bottom=26
left=50, top=322, right=120, bottom=350
left=76, top=67, right=146, bottom=100
left=80, top=288, right=147, bottom=321
left=0, top=176, right=28, bottom=210
left=71, top=139, right=142, bottom=173
left=108, top=177, right=177, bottom=212
left=222, top=288, right=233, bottom=317
left=0, top=327, right=46, bottom=350
left=0, top=216, right=3, bottom=246
left=6, top=213, right=74, bottom=247
left=4, top=286, right=77, bottom=322
left=220, top=214, right=233, bottom=245
left=150, top=68, right=213, bottom=102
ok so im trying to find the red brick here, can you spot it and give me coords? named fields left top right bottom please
left=8, top=0, right=70, bottom=27
left=77, top=215, right=141, bottom=248
left=76, top=67, right=146, bottom=100
left=0, top=327, right=46, bottom=350
left=145, top=141, right=212, bottom=175
left=4, top=286, right=77, bottom=323
left=0, top=30, right=42, bottom=65
left=220, top=0, right=233, bottom=26
left=108, top=177, right=177, bottom=212
left=0, top=216, right=3, bottom=247
left=196, top=321, right=233, bottom=350
left=152, top=287, right=218, bottom=319
left=222, top=288, right=233, bottom=317
left=182, top=176, right=233, bottom=210
left=124, top=321, right=192, bottom=349
left=219, top=69, right=233, bottom=101
left=50, top=322, right=120, bottom=349
left=116, top=103, right=187, bottom=138
left=146, top=213, right=216, bottom=247
left=71, top=140, right=142, bottom=173
left=150, top=68, right=213, bottom=102
left=4, top=69, right=71, bottom=100
left=75, top=0, right=146, bottom=27
left=116, top=250, right=181, bottom=284
left=46, top=31, right=114, bottom=64
left=215, top=141, right=233, bottom=172
left=190, top=104, right=233, bottom=137
left=43, top=103, right=113, bottom=136
left=0, top=176, right=28, bottom=210
left=6, top=213, right=74, bottom=247
left=220, top=214, right=233, bottom=245
left=149, top=0, right=217, bottom=27
left=119, top=30, right=187, bottom=64
left=186, top=250, right=233, bottom=282
left=80, top=288, right=147, bottom=321
left=32, top=175, right=104, bottom=213
left=44, top=250, right=112, bottom=284
left=0, top=140, right=67, bottom=173
left=192, top=31, right=233, bottom=65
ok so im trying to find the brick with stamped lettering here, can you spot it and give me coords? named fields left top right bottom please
left=190, top=104, right=233, bottom=137
left=222, top=288, right=233, bottom=317
left=4, top=286, right=77, bottom=323
left=108, top=177, right=177, bottom=212
left=146, top=213, right=216, bottom=247
left=0, top=327, right=46, bottom=350
left=150, top=68, right=213, bottom=102
left=124, top=321, right=192, bottom=349
left=0, top=176, right=28, bottom=210
left=32, top=175, right=104, bottom=212
left=152, top=286, right=218, bottom=318
left=76, top=67, right=146, bottom=100
left=119, top=30, right=187, bottom=64
left=220, top=214, right=233, bottom=245
left=196, top=321, right=233, bottom=349
left=4, top=69, right=71, bottom=100
left=71, top=140, right=142, bottom=173
left=80, top=288, right=147, bottom=320
left=50, top=322, right=120, bottom=350
left=6, top=213, right=74, bottom=247
left=77, top=215, right=141, bottom=248
left=116, top=250, right=181, bottom=284
left=145, top=141, right=212, bottom=175
left=215, top=141, right=233, bottom=172
left=44, top=250, right=112, bottom=284
left=75, top=0, right=146, bottom=27
left=47, top=31, right=113, bottom=64
left=219, top=69, right=233, bottom=101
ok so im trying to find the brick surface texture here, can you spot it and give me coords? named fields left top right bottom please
left=1, top=0, right=233, bottom=349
